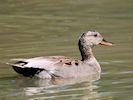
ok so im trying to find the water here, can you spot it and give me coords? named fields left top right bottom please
left=0, top=0, right=133, bottom=100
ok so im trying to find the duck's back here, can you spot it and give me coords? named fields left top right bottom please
left=9, top=56, right=100, bottom=79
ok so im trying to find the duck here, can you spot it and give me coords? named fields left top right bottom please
left=8, top=30, right=113, bottom=79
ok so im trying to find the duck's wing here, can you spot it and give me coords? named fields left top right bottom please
left=9, top=56, right=68, bottom=69
left=8, top=56, right=81, bottom=77
left=11, top=56, right=81, bottom=66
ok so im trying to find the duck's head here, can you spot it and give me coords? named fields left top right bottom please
left=79, top=30, right=113, bottom=48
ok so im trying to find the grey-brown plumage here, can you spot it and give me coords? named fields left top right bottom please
left=7, top=30, right=113, bottom=79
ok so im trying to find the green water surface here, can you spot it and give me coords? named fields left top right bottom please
left=0, top=0, right=133, bottom=100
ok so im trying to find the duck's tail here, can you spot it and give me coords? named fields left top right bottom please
left=7, top=60, right=44, bottom=77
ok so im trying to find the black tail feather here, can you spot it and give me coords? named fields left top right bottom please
left=12, top=66, right=44, bottom=77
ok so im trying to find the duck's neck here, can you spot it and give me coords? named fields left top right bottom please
left=78, top=39, right=101, bottom=73
left=78, top=40, right=93, bottom=61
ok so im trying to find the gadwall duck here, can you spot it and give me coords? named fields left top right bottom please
left=8, top=30, right=113, bottom=79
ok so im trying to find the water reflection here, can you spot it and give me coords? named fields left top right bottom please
left=15, top=74, right=100, bottom=100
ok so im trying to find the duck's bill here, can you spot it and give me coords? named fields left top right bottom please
left=99, top=39, right=113, bottom=46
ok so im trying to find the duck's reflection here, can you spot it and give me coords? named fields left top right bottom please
left=18, top=73, right=100, bottom=100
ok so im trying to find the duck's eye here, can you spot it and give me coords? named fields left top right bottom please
left=94, top=34, right=98, bottom=37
